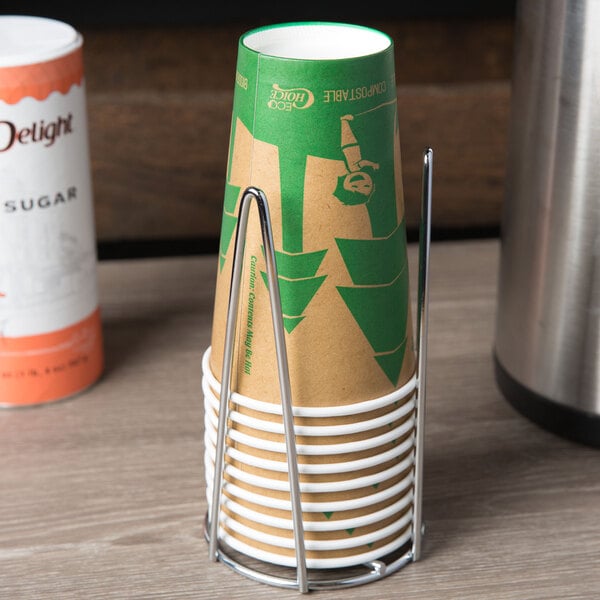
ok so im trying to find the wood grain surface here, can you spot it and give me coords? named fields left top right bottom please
left=1, top=239, right=599, bottom=599
left=79, top=19, right=514, bottom=244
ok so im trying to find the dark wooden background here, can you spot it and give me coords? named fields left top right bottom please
left=4, top=2, right=517, bottom=257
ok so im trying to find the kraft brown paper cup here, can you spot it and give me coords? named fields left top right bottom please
left=204, top=374, right=416, bottom=428
left=221, top=455, right=412, bottom=494
left=203, top=399, right=415, bottom=467
left=208, top=22, right=416, bottom=410
left=222, top=503, right=411, bottom=543
left=219, top=520, right=412, bottom=564
left=228, top=433, right=410, bottom=464
left=224, top=508, right=413, bottom=550
left=202, top=347, right=417, bottom=420
left=207, top=404, right=414, bottom=445
left=206, top=408, right=415, bottom=452
left=212, top=481, right=414, bottom=562
left=228, top=414, right=413, bottom=446
left=218, top=526, right=413, bottom=569
left=205, top=433, right=415, bottom=502
left=218, top=462, right=413, bottom=505
left=222, top=446, right=414, bottom=487
left=217, top=468, right=412, bottom=514
left=220, top=484, right=413, bottom=532
left=217, top=435, right=414, bottom=482
left=221, top=482, right=413, bottom=524
left=232, top=401, right=408, bottom=428
left=205, top=437, right=415, bottom=506
left=205, top=394, right=415, bottom=454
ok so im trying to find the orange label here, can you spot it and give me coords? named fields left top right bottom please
left=0, top=46, right=83, bottom=104
left=0, top=308, right=103, bottom=406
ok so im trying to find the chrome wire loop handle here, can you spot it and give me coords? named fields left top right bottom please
left=207, top=187, right=308, bottom=593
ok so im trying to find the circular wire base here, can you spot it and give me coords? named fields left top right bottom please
left=203, top=513, right=416, bottom=592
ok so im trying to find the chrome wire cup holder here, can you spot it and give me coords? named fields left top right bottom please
left=204, top=149, right=433, bottom=593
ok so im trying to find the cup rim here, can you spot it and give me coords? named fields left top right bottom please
left=219, top=506, right=412, bottom=551
left=207, top=469, right=414, bottom=513
left=218, top=487, right=414, bottom=532
left=240, top=21, right=392, bottom=61
left=217, top=523, right=412, bottom=569
left=203, top=379, right=415, bottom=438
left=204, top=431, right=416, bottom=475
left=202, top=347, right=417, bottom=417
left=204, top=406, right=415, bottom=455
left=205, top=450, right=413, bottom=494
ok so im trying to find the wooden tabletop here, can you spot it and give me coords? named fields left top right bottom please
left=2, top=239, right=599, bottom=599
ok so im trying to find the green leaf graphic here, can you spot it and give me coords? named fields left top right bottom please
left=261, top=272, right=326, bottom=317
left=224, top=182, right=241, bottom=214
left=283, top=316, right=305, bottom=334
left=218, top=212, right=238, bottom=272
left=336, top=274, right=408, bottom=354
left=374, top=339, right=408, bottom=385
left=335, top=222, right=407, bottom=285
left=268, top=248, right=327, bottom=279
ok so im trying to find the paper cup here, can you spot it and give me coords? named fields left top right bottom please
left=220, top=505, right=412, bottom=548
left=218, top=521, right=413, bottom=568
left=216, top=476, right=414, bottom=523
left=219, top=487, right=414, bottom=532
left=205, top=413, right=415, bottom=462
left=211, top=435, right=415, bottom=476
left=202, top=346, right=417, bottom=418
left=218, top=525, right=412, bottom=569
left=204, top=457, right=413, bottom=512
left=207, top=471, right=415, bottom=552
left=202, top=371, right=416, bottom=430
left=207, top=408, right=415, bottom=448
left=206, top=450, right=414, bottom=494
left=208, top=21, right=416, bottom=409
left=203, top=393, right=414, bottom=434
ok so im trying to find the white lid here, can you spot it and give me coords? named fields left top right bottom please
left=242, top=22, right=391, bottom=60
left=0, top=15, right=81, bottom=67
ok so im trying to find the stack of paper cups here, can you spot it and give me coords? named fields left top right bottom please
left=203, top=349, right=416, bottom=568
left=205, top=22, right=417, bottom=569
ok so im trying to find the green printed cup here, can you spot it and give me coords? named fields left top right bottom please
left=210, top=22, right=416, bottom=408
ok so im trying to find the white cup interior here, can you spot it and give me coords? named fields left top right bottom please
left=242, top=22, right=391, bottom=60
